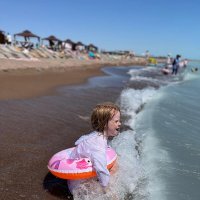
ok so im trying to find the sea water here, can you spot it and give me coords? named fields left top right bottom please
left=133, top=63, right=200, bottom=200
left=72, top=62, right=200, bottom=200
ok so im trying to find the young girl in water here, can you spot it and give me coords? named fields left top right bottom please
left=68, top=102, right=121, bottom=194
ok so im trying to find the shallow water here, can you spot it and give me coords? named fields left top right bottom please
left=124, top=62, right=200, bottom=200
left=1, top=62, right=199, bottom=200
left=0, top=65, right=131, bottom=200
left=72, top=62, right=200, bottom=200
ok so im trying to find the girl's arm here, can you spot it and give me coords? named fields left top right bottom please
left=91, top=149, right=110, bottom=187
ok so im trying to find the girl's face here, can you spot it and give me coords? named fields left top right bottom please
left=105, top=110, right=121, bottom=137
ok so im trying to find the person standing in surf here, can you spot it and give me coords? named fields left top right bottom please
left=172, top=54, right=181, bottom=75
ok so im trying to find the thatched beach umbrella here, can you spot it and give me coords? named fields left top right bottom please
left=43, top=35, right=61, bottom=42
left=42, top=35, right=62, bottom=50
left=76, top=41, right=84, bottom=46
left=74, top=41, right=85, bottom=51
left=43, top=35, right=62, bottom=44
left=63, top=39, right=75, bottom=50
left=64, top=40, right=77, bottom=51
left=87, top=43, right=98, bottom=52
left=64, top=39, right=74, bottom=44
left=14, top=30, right=40, bottom=41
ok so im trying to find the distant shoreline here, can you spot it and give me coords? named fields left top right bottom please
left=0, top=57, right=147, bottom=100
left=0, top=56, right=147, bottom=73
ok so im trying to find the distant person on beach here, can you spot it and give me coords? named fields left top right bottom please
left=166, top=54, right=171, bottom=66
left=145, top=50, right=150, bottom=59
left=162, top=66, right=170, bottom=75
left=6, top=33, right=12, bottom=45
left=49, top=40, right=55, bottom=50
left=68, top=102, right=121, bottom=194
left=172, top=54, right=181, bottom=75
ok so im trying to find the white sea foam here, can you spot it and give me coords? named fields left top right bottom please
left=72, top=65, right=178, bottom=199
left=128, top=67, right=170, bottom=86
left=134, top=88, right=171, bottom=200
left=119, top=88, right=157, bottom=128
left=128, top=67, right=156, bottom=75
left=183, top=70, right=199, bottom=81
left=72, top=87, right=157, bottom=200
left=128, top=67, right=157, bottom=82
left=110, top=87, right=158, bottom=199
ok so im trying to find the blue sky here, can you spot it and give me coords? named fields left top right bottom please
left=1, top=0, right=200, bottom=59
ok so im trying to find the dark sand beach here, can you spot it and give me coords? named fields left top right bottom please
left=0, top=58, right=144, bottom=200
left=0, top=57, right=147, bottom=100
left=0, top=65, right=104, bottom=100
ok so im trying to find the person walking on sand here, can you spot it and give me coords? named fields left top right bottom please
left=172, top=54, right=181, bottom=75
left=68, top=102, right=121, bottom=194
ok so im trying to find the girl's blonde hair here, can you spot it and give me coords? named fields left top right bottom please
left=91, top=102, right=120, bottom=133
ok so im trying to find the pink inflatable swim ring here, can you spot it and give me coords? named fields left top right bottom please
left=47, top=146, right=117, bottom=180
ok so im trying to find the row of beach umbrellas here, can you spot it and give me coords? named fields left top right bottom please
left=13, top=30, right=97, bottom=49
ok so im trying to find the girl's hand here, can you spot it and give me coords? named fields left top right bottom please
left=101, top=186, right=120, bottom=199
left=101, top=186, right=108, bottom=194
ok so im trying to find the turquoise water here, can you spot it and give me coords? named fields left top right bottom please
left=127, top=62, right=200, bottom=200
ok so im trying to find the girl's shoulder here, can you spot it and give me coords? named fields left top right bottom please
left=88, top=132, right=107, bottom=150
left=75, top=131, right=105, bottom=145
left=88, top=131, right=105, bottom=142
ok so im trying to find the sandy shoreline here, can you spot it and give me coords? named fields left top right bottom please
left=0, top=57, right=146, bottom=100
left=0, top=65, right=104, bottom=100
left=0, top=56, right=147, bottom=72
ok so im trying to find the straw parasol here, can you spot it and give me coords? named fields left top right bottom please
left=64, top=39, right=74, bottom=44
left=64, top=39, right=78, bottom=50
left=76, top=41, right=84, bottom=46
left=42, top=35, right=61, bottom=42
left=74, top=41, right=85, bottom=51
left=14, top=30, right=40, bottom=41
left=87, top=43, right=98, bottom=52
left=42, top=35, right=62, bottom=50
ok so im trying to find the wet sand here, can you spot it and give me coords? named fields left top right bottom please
left=0, top=57, right=146, bottom=100
left=0, top=59, right=141, bottom=200
left=0, top=66, right=104, bottom=100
